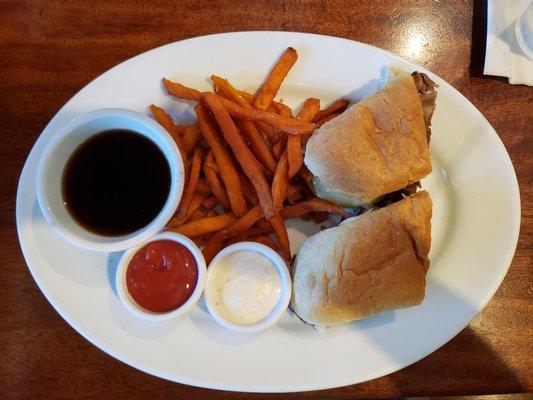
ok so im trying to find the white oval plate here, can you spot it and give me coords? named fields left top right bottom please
left=16, top=32, right=520, bottom=392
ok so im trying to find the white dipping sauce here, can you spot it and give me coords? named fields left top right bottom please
left=209, top=250, right=281, bottom=325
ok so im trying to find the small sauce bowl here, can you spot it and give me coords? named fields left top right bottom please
left=204, top=242, right=291, bottom=333
left=36, top=108, right=184, bottom=252
left=115, top=232, right=206, bottom=321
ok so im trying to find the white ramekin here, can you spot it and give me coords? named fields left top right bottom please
left=115, top=232, right=206, bottom=321
left=36, top=108, right=184, bottom=252
left=204, top=242, right=291, bottom=333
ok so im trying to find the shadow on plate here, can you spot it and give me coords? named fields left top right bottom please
left=187, top=297, right=261, bottom=346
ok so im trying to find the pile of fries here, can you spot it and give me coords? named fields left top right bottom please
left=150, top=48, right=350, bottom=263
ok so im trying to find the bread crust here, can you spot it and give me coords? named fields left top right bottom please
left=304, top=75, right=432, bottom=206
left=290, top=191, right=432, bottom=327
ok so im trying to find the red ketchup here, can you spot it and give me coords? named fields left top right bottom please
left=126, top=240, right=198, bottom=312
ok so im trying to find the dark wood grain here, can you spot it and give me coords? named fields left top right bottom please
left=0, top=0, right=531, bottom=398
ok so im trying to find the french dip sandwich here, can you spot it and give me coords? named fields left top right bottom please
left=305, top=72, right=437, bottom=207
left=290, top=191, right=432, bottom=328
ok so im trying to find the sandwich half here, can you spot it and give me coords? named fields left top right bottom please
left=290, top=190, right=432, bottom=328
left=304, top=73, right=436, bottom=207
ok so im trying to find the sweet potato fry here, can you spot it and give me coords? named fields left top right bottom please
left=182, top=123, right=201, bottom=155
left=171, top=213, right=236, bottom=238
left=286, top=135, right=303, bottom=178
left=268, top=214, right=291, bottom=260
left=298, top=98, right=321, bottom=122
left=312, top=99, right=349, bottom=122
left=273, top=102, right=293, bottom=117
left=149, top=104, right=186, bottom=137
left=272, top=133, right=288, bottom=160
left=249, top=235, right=280, bottom=251
left=314, top=112, right=341, bottom=127
left=203, top=93, right=275, bottom=219
left=203, top=152, right=231, bottom=210
left=231, top=225, right=273, bottom=242
left=236, top=119, right=277, bottom=175
left=149, top=104, right=188, bottom=169
left=203, top=205, right=263, bottom=262
left=195, top=103, right=247, bottom=217
left=166, top=191, right=210, bottom=228
left=238, top=172, right=259, bottom=207
left=297, top=98, right=321, bottom=146
left=257, top=121, right=277, bottom=141
left=253, top=47, right=298, bottom=111
left=280, top=198, right=348, bottom=220
left=211, top=76, right=251, bottom=108
left=272, top=151, right=288, bottom=210
left=175, top=148, right=203, bottom=219
left=162, top=78, right=202, bottom=101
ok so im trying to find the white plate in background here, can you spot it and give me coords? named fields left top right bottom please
left=16, top=32, right=520, bottom=392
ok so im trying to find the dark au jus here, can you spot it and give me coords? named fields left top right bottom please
left=62, top=129, right=171, bottom=236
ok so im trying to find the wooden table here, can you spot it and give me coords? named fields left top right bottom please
left=1, top=0, right=531, bottom=398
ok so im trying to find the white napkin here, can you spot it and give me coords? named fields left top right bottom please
left=484, top=0, right=533, bottom=85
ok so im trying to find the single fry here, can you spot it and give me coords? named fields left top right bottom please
left=314, top=112, right=341, bottom=127
left=203, top=152, right=231, bottom=210
left=166, top=191, right=210, bottom=228
left=286, top=135, right=303, bottom=178
left=253, top=47, right=298, bottom=111
left=268, top=214, right=291, bottom=260
left=272, top=133, right=288, bottom=160
left=175, top=148, right=203, bottom=219
left=211, top=75, right=251, bottom=108
left=149, top=104, right=186, bottom=137
left=272, top=151, right=289, bottom=210
left=171, top=213, right=236, bottom=238
left=312, top=99, right=350, bottom=122
left=231, top=225, right=273, bottom=242
left=203, top=93, right=275, bottom=219
left=149, top=104, right=188, bottom=170
left=238, top=172, right=259, bottom=206
left=163, top=78, right=202, bottom=101
left=195, top=103, right=247, bottom=217
left=182, top=123, right=201, bottom=154
left=298, top=98, right=321, bottom=122
left=298, top=98, right=321, bottom=145
left=273, top=102, right=293, bottom=117
left=203, top=205, right=263, bottom=262
left=280, top=198, right=348, bottom=220
left=249, top=235, right=280, bottom=251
